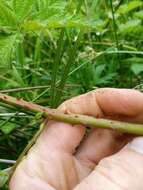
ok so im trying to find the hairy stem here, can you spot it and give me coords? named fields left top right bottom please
left=0, top=92, right=143, bottom=135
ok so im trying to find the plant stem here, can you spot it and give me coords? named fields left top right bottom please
left=0, top=113, right=26, bottom=117
left=0, top=86, right=50, bottom=93
left=0, top=93, right=143, bottom=135
left=50, top=29, right=65, bottom=107
left=109, top=0, right=119, bottom=49
left=54, top=32, right=81, bottom=107
left=109, top=0, right=121, bottom=74
left=0, top=159, right=16, bottom=164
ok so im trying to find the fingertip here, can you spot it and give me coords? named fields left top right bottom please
left=96, top=88, right=143, bottom=116
left=37, top=121, right=85, bottom=154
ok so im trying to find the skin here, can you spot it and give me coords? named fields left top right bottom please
left=9, top=88, right=143, bottom=190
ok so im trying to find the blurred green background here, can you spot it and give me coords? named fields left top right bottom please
left=0, top=0, right=143, bottom=189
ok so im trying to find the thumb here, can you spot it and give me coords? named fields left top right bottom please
left=74, top=137, right=143, bottom=190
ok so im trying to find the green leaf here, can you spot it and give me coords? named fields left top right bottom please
left=1, top=123, right=16, bottom=135
left=35, top=0, right=67, bottom=21
left=12, top=65, right=26, bottom=86
left=35, top=112, right=43, bottom=120
left=0, top=34, right=17, bottom=65
left=117, top=1, right=143, bottom=15
left=134, top=10, right=143, bottom=19
left=12, top=0, right=34, bottom=23
left=0, top=169, right=10, bottom=188
left=131, top=63, right=143, bottom=75
left=119, top=19, right=143, bottom=35
left=94, top=64, right=105, bottom=81
left=23, top=19, right=103, bottom=33
left=22, top=20, right=44, bottom=32
left=0, top=0, right=16, bottom=29
left=93, top=65, right=116, bottom=86
left=22, top=0, right=103, bottom=32
left=124, top=57, right=143, bottom=64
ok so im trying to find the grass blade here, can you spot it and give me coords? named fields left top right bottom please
left=54, top=31, right=82, bottom=107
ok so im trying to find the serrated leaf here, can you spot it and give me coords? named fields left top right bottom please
left=0, top=34, right=17, bottom=65
left=13, top=0, right=34, bottom=23
left=117, top=1, right=143, bottom=15
left=35, top=0, right=67, bottom=21
left=0, top=0, right=16, bottom=29
left=21, top=0, right=104, bottom=33
left=23, top=19, right=103, bottom=33
left=131, top=63, right=143, bottom=75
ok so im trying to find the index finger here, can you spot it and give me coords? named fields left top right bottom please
left=59, top=88, right=143, bottom=121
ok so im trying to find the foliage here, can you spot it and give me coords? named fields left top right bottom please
left=0, top=0, right=143, bottom=189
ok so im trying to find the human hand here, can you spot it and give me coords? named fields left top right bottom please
left=9, top=88, right=143, bottom=190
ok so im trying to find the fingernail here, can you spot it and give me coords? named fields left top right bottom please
left=129, top=137, right=143, bottom=154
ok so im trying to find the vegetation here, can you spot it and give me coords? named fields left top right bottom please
left=0, top=0, right=143, bottom=189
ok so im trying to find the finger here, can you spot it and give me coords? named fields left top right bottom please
left=59, top=88, right=143, bottom=118
left=76, top=129, right=131, bottom=168
left=58, top=90, right=104, bottom=117
left=96, top=88, right=143, bottom=118
left=60, top=88, right=143, bottom=166
left=74, top=137, right=143, bottom=190
left=36, top=121, right=85, bottom=154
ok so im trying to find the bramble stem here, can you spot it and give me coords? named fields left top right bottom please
left=0, top=92, right=143, bottom=135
